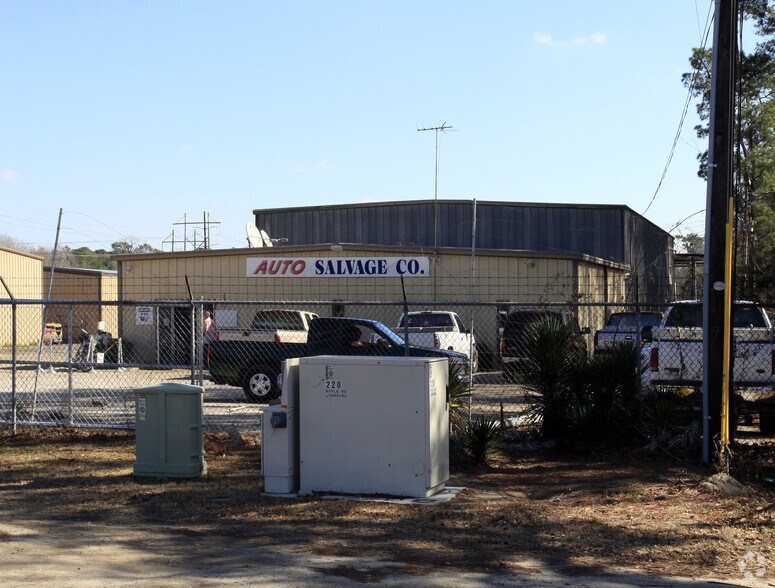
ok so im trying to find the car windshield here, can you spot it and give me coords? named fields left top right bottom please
left=370, top=321, right=406, bottom=345
left=401, top=313, right=454, bottom=328
left=664, top=304, right=768, bottom=328
left=608, top=313, right=662, bottom=328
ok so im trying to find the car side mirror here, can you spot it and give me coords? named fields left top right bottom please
left=641, top=325, right=653, bottom=343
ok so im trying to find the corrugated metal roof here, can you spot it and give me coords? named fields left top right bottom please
left=253, top=200, right=671, bottom=262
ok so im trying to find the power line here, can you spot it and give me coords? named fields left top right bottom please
left=642, top=0, right=715, bottom=216
left=668, top=208, right=706, bottom=233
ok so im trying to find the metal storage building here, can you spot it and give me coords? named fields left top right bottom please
left=113, top=243, right=628, bottom=365
left=42, top=266, right=118, bottom=341
left=0, top=246, right=44, bottom=346
left=254, top=200, right=673, bottom=303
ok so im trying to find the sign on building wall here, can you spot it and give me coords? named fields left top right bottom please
left=246, top=257, right=430, bottom=278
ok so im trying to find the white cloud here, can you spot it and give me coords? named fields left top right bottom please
left=532, top=32, right=552, bottom=44
left=533, top=32, right=606, bottom=47
left=2, top=170, right=21, bottom=183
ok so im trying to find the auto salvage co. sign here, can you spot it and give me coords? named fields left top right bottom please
left=246, top=257, right=430, bottom=278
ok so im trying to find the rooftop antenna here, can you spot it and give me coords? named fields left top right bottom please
left=417, top=121, right=453, bottom=252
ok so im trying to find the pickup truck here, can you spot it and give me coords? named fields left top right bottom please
left=593, top=311, right=663, bottom=355
left=208, top=316, right=468, bottom=402
left=395, top=311, right=478, bottom=370
left=217, top=309, right=318, bottom=344
left=645, top=300, right=775, bottom=434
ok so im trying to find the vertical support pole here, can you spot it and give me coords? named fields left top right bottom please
left=703, top=0, right=737, bottom=464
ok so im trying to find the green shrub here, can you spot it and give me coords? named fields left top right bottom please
left=639, top=387, right=701, bottom=452
left=460, top=416, right=506, bottom=467
left=447, top=362, right=473, bottom=436
left=518, top=317, right=584, bottom=438
left=577, top=342, right=642, bottom=446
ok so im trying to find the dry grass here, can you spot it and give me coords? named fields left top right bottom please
left=0, top=426, right=773, bottom=582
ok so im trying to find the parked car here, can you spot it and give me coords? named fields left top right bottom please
left=208, top=316, right=468, bottom=402
left=499, top=309, right=590, bottom=383
left=395, top=311, right=478, bottom=370
left=593, top=311, right=663, bottom=355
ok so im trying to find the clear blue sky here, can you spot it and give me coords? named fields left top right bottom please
left=1, top=1, right=722, bottom=252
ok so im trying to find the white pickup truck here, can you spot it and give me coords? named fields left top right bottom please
left=593, top=311, right=663, bottom=355
left=645, top=300, right=775, bottom=434
left=218, top=309, right=319, bottom=344
left=395, top=311, right=478, bottom=370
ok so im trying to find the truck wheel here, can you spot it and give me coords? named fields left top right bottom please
left=241, top=366, right=280, bottom=403
left=760, top=410, right=775, bottom=436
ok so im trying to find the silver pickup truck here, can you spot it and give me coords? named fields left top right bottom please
left=645, top=300, right=775, bottom=434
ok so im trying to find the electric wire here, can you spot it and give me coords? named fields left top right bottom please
left=642, top=0, right=715, bottom=216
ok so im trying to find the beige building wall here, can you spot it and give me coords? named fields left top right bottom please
left=42, top=268, right=118, bottom=340
left=0, top=247, right=44, bottom=346
left=113, top=245, right=628, bottom=364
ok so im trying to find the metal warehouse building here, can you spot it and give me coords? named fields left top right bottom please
left=0, top=246, right=44, bottom=346
left=111, top=196, right=675, bottom=365
left=254, top=200, right=673, bottom=302
left=42, top=266, right=119, bottom=341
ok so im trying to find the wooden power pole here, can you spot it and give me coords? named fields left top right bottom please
left=703, top=0, right=737, bottom=464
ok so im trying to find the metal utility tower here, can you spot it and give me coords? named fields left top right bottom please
left=417, top=122, right=453, bottom=251
left=164, top=212, right=221, bottom=252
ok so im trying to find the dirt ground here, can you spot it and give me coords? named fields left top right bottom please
left=0, top=427, right=774, bottom=587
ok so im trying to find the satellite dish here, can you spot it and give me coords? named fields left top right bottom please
left=246, top=224, right=263, bottom=248
left=260, top=229, right=274, bottom=248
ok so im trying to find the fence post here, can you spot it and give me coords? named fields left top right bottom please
left=0, top=277, right=18, bottom=434
left=67, top=303, right=74, bottom=425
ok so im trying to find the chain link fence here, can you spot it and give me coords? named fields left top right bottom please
left=1, top=298, right=773, bottom=445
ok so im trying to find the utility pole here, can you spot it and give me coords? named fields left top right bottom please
left=417, top=122, right=453, bottom=251
left=703, top=0, right=737, bottom=464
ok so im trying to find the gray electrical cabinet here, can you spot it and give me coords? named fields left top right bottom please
left=261, top=358, right=301, bottom=494
left=134, top=383, right=207, bottom=478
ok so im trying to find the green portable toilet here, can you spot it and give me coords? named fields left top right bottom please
left=134, top=383, right=208, bottom=478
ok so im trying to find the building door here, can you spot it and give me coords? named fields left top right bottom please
left=158, top=306, right=193, bottom=366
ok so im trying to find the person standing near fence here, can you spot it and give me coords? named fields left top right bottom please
left=203, top=311, right=219, bottom=368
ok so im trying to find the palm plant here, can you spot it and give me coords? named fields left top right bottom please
left=578, top=342, right=641, bottom=445
left=447, top=362, right=473, bottom=436
left=460, top=416, right=506, bottom=467
left=639, top=387, right=701, bottom=452
left=518, top=317, right=583, bottom=438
